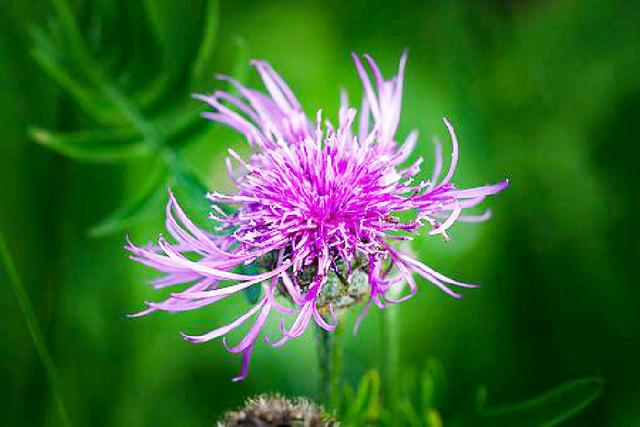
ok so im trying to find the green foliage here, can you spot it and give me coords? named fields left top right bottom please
left=467, top=378, right=604, bottom=427
left=341, top=370, right=381, bottom=425
left=392, top=359, right=448, bottom=427
left=340, top=362, right=602, bottom=427
left=29, top=0, right=247, bottom=236
left=29, top=127, right=152, bottom=162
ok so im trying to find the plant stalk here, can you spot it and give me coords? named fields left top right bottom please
left=380, top=305, right=400, bottom=417
left=316, top=325, right=343, bottom=410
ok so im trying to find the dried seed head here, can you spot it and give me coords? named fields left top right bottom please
left=217, top=394, right=337, bottom=427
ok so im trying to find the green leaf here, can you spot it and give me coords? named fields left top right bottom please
left=397, top=396, right=421, bottom=427
left=191, top=0, right=220, bottom=87
left=30, top=40, right=118, bottom=125
left=142, top=0, right=204, bottom=87
left=29, top=127, right=152, bottom=162
left=474, top=377, right=604, bottom=427
left=420, top=358, right=447, bottom=410
left=424, top=409, right=444, bottom=427
left=30, top=0, right=239, bottom=238
left=89, top=182, right=165, bottom=237
left=161, top=103, right=207, bottom=149
left=50, top=0, right=96, bottom=70
left=343, top=370, right=381, bottom=425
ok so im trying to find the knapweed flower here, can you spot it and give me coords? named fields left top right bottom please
left=218, top=394, right=336, bottom=427
left=126, top=52, right=508, bottom=381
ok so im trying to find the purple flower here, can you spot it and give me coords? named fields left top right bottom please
left=126, top=52, right=508, bottom=381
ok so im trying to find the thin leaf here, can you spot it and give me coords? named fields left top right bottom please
left=344, top=370, right=381, bottom=424
left=364, top=370, right=381, bottom=420
left=89, top=182, right=165, bottom=237
left=29, top=127, right=152, bottom=162
left=421, top=358, right=447, bottom=410
left=477, top=377, right=604, bottom=427
left=96, top=79, right=166, bottom=146
left=30, top=42, right=117, bottom=124
left=191, top=0, right=220, bottom=87
left=142, top=0, right=203, bottom=90
left=50, top=0, right=96, bottom=71
left=397, top=397, right=421, bottom=427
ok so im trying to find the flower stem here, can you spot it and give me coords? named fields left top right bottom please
left=0, top=232, right=72, bottom=427
left=316, top=326, right=343, bottom=409
left=380, top=305, right=400, bottom=416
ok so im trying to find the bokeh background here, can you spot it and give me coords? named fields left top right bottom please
left=1, top=0, right=639, bottom=425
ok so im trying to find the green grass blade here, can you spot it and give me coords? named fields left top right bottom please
left=0, top=232, right=72, bottom=427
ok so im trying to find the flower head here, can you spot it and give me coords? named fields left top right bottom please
left=126, top=52, right=508, bottom=381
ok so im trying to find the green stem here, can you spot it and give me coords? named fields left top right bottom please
left=0, top=232, right=72, bottom=427
left=316, top=326, right=343, bottom=409
left=97, top=81, right=166, bottom=147
left=380, top=306, right=400, bottom=418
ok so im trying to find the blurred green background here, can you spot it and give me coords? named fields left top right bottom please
left=1, top=0, right=639, bottom=425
